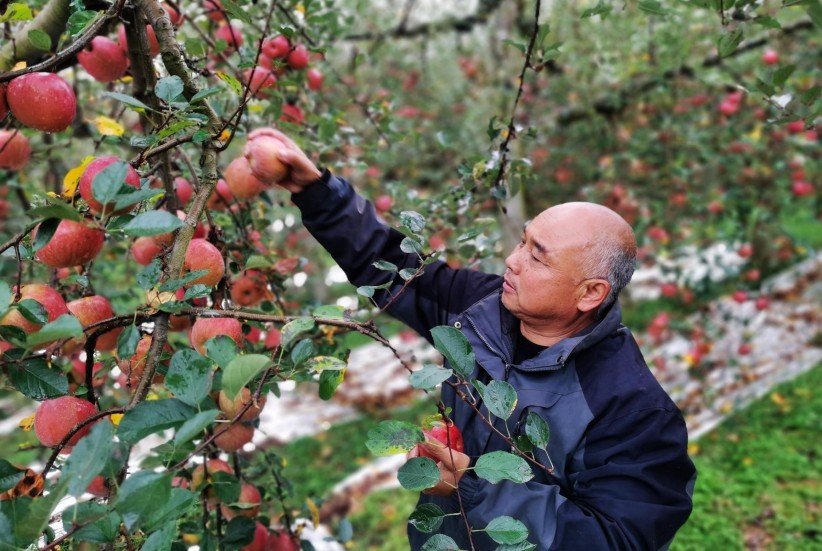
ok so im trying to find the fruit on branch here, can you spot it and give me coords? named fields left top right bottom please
left=0, top=284, right=69, bottom=335
left=761, top=49, right=779, bottom=65
left=264, top=327, right=281, bottom=350
left=118, top=334, right=170, bottom=387
left=184, top=239, right=225, bottom=288
left=0, top=83, right=7, bottom=118
left=230, top=270, right=269, bottom=306
left=34, top=395, right=97, bottom=448
left=131, top=236, right=164, bottom=266
left=280, top=104, right=304, bottom=125
left=213, top=421, right=255, bottom=452
left=203, top=0, right=225, bottom=22
left=243, top=132, right=288, bottom=184
left=174, top=177, right=193, bottom=205
left=0, top=129, right=31, bottom=171
left=286, top=44, right=309, bottom=70
left=374, top=194, right=393, bottom=214
left=65, top=295, right=122, bottom=353
left=71, top=356, right=107, bottom=388
left=7, top=73, right=76, bottom=133
left=162, top=2, right=184, bottom=26
left=243, top=67, right=277, bottom=99
left=77, top=36, right=130, bottom=83
left=791, top=180, right=814, bottom=197
left=262, top=35, right=290, bottom=59
left=215, top=23, right=243, bottom=51
left=206, top=178, right=235, bottom=210
left=265, top=530, right=300, bottom=551
left=79, top=156, right=142, bottom=215
left=220, top=482, right=262, bottom=519
left=118, top=24, right=161, bottom=58
left=190, top=317, right=243, bottom=354
left=218, top=387, right=267, bottom=422
left=418, top=421, right=465, bottom=460
left=86, top=475, right=109, bottom=497
left=190, top=458, right=234, bottom=491
left=34, top=219, right=105, bottom=268
left=306, top=68, right=323, bottom=91
left=225, top=156, right=267, bottom=200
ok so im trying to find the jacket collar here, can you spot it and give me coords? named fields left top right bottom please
left=463, top=290, right=624, bottom=371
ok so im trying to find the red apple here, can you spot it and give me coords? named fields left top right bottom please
left=306, top=68, right=323, bottom=91
left=131, top=236, right=164, bottom=266
left=174, top=177, right=193, bottom=205
left=791, top=181, right=813, bottom=197
left=0, top=130, right=31, bottom=171
left=206, top=178, right=234, bottom=210
left=71, top=357, right=107, bottom=388
left=190, top=458, right=234, bottom=491
left=755, top=296, right=770, bottom=311
left=243, top=67, right=277, bottom=99
left=34, top=219, right=105, bottom=268
left=732, top=290, right=748, bottom=303
left=761, top=49, right=779, bottom=65
left=230, top=271, right=268, bottom=306
left=86, top=475, right=109, bottom=497
left=203, top=0, right=225, bottom=22
left=374, top=194, right=393, bottom=213
left=34, top=395, right=97, bottom=448
left=266, top=530, right=300, bottom=551
left=262, top=35, right=290, bottom=59
left=162, top=2, right=184, bottom=26
left=243, top=134, right=288, bottom=184
left=77, top=36, right=130, bottom=82
left=118, top=334, right=170, bottom=387
left=220, top=482, right=262, bottom=519
left=213, top=421, right=254, bottom=452
left=737, top=243, right=753, bottom=258
left=118, top=24, right=160, bottom=57
left=0, top=284, right=69, bottom=335
left=786, top=120, right=805, bottom=134
left=215, top=23, right=243, bottom=51
left=418, top=421, right=464, bottom=460
left=264, top=327, right=281, bottom=350
left=79, top=156, right=142, bottom=215
left=286, top=44, right=309, bottom=70
left=7, top=72, right=76, bottom=133
left=280, top=104, right=304, bottom=125
left=190, top=317, right=243, bottom=354
left=218, top=387, right=267, bottom=422
left=0, top=83, right=7, bottom=118
left=65, top=295, right=121, bottom=353
left=184, top=239, right=225, bottom=288
left=225, top=156, right=267, bottom=200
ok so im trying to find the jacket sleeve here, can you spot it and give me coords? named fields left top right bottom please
left=291, top=171, right=501, bottom=339
left=456, top=406, right=695, bottom=550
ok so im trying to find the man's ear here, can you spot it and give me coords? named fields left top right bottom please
left=576, top=279, right=610, bottom=313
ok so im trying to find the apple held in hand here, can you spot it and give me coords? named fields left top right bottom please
left=7, top=72, right=76, bottom=133
left=225, top=156, right=267, bottom=200
left=34, top=395, right=97, bottom=448
left=419, top=421, right=465, bottom=460
left=243, top=131, right=289, bottom=184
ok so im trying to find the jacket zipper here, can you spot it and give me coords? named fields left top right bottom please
left=465, top=315, right=513, bottom=380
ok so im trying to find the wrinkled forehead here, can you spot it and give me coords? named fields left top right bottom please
left=528, top=206, right=598, bottom=248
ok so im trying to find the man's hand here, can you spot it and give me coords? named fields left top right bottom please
left=247, top=128, right=322, bottom=193
left=407, top=433, right=471, bottom=497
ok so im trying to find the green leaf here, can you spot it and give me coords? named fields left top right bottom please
left=102, top=92, right=152, bottom=112
left=114, top=470, right=171, bottom=531
left=420, top=533, right=461, bottom=550
left=27, top=202, right=82, bottom=222
left=0, top=460, right=25, bottom=494
left=753, top=15, right=781, bottom=29
left=32, top=217, right=59, bottom=252
left=165, top=349, right=213, bottom=406
left=223, top=516, right=257, bottom=547
left=409, top=364, right=453, bottom=390
left=1, top=482, right=67, bottom=544
left=15, top=298, right=48, bottom=325
left=144, top=488, right=197, bottom=532
left=122, top=210, right=184, bottom=237
left=173, top=409, right=220, bottom=446
left=399, top=211, right=426, bottom=233
left=245, top=254, right=273, bottom=269
left=222, top=354, right=271, bottom=400
left=0, top=3, right=33, bottom=23
left=772, top=65, right=797, bottom=89
left=27, top=29, right=51, bottom=51
left=495, top=541, right=537, bottom=550
left=63, top=503, right=121, bottom=544
left=141, top=521, right=177, bottom=551
left=211, top=470, right=241, bottom=504
left=366, top=420, right=424, bottom=456
left=401, top=237, right=423, bottom=254
left=717, top=29, right=744, bottom=58
left=67, top=9, right=98, bottom=36
left=581, top=0, right=613, bottom=19
left=399, top=268, right=418, bottom=281
left=158, top=270, right=209, bottom=292
left=306, top=355, right=347, bottom=372
left=91, top=160, right=129, bottom=207
left=63, top=420, right=114, bottom=497
left=806, top=0, right=822, bottom=28
left=318, top=368, right=345, bottom=400
left=638, top=0, right=668, bottom=15
left=397, top=457, right=441, bottom=491
left=8, top=358, right=68, bottom=399
left=154, top=75, right=185, bottom=103
left=137, top=258, right=163, bottom=290
left=430, top=326, right=475, bottom=378
left=474, top=451, right=534, bottom=484
left=27, top=314, right=82, bottom=347
left=0, top=281, right=11, bottom=316
left=290, top=338, right=315, bottom=367
left=408, top=503, right=446, bottom=533
left=525, top=411, right=550, bottom=449
left=484, top=380, right=518, bottom=420
left=356, top=281, right=391, bottom=298
left=221, top=0, right=253, bottom=24
left=312, top=304, right=346, bottom=319
left=281, top=317, right=315, bottom=350
left=217, top=71, right=244, bottom=96
left=373, top=259, right=398, bottom=271
left=205, top=335, right=238, bottom=369
left=485, top=516, right=528, bottom=544
left=117, top=324, right=141, bottom=360
left=801, top=85, right=821, bottom=106
left=190, top=86, right=222, bottom=103
left=117, top=399, right=196, bottom=444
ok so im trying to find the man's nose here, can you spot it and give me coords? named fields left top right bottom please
left=505, top=248, right=521, bottom=273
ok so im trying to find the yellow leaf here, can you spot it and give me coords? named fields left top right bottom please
left=770, top=392, right=787, bottom=406
left=218, top=129, right=231, bottom=141
left=94, top=116, right=125, bottom=137
left=12, top=61, right=26, bottom=71
left=747, top=124, right=762, bottom=142
left=296, top=3, right=306, bottom=13
left=19, top=415, right=35, bottom=432
left=687, top=443, right=700, bottom=456
left=306, top=497, right=320, bottom=527
left=742, top=457, right=754, bottom=466
left=63, top=156, right=95, bottom=199
left=110, top=413, right=124, bottom=426
left=145, top=289, right=175, bottom=313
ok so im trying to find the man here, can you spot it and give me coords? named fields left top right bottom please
left=268, top=131, right=696, bottom=550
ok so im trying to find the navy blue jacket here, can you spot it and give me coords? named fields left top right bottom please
left=293, top=171, right=696, bottom=550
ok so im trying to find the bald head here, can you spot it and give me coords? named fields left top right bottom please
left=534, top=202, right=637, bottom=315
